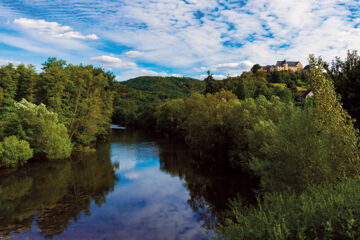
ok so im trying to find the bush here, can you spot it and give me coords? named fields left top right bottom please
left=155, top=98, right=186, bottom=137
left=215, top=178, right=360, bottom=240
left=13, top=99, right=72, bottom=160
left=0, top=136, right=33, bottom=168
left=183, top=90, right=240, bottom=159
left=154, top=91, right=293, bottom=166
left=224, top=95, right=293, bottom=167
left=249, top=104, right=360, bottom=192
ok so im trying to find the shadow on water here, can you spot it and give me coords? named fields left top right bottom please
left=114, top=129, right=258, bottom=229
left=0, top=129, right=257, bottom=239
left=157, top=139, right=258, bottom=230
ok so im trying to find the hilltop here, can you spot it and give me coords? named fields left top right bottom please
left=112, top=76, right=205, bottom=126
left=118, top=76, right=205, bottom=98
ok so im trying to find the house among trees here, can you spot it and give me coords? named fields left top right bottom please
left=259, top=60, right=305, bottom=72
left=260, top=65, right=275, bottom=72
left=275, top=60, right=303, bottom=72
left=303, top=64, right=311, bottom=71
left=299, top=89, right=313, bottom=102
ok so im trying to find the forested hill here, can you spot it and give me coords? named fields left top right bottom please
left=112, top=76, right=204, bottom=126
left=116, top=76, right=205, bottom=99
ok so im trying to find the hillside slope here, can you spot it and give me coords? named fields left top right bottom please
left=119, top=76, right=204, bottom=99
left=112, top=76, right=205, bottom=126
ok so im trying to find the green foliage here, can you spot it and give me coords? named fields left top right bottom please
left=0, top=63, right=18, bottom=103
left=112, top=71, right=305, bottom=128
left=215, top=178, right=360, bottom=240
left=251, top=64, right=261, bottom=73
left=249, top=104, right=360, bottom=192
left=266, top=70, right=309, bottom=85
left=0, top=136, right=33, bottom=168
left=0, top=58, right=114, bottom=148
left=15, top=64, right=37, bottom=102
left=0, top=87, right=3, bottom=104
left=36, top=59, right=114, bottom=145
left=326, top=50, right=360, bottom=128
left=226, top=95, right=293, bottom=167
left=155, top=98, right=187, bottom=136
left=203, top=72, right=299, bottom=103
left=155, top=91, right=292, bottom=166
left=183, top=90, right=240, bottom=159
left=121, top=76, right=204, bottom=95
left=12, top=99, right=72, bottom=160
left=204, top=71, right=217, bottom=94
left=309, top=55, right=360, bottom=166
left=112, top=76, right=204, bottom=127
left=247, top=57, right=360, bottom=192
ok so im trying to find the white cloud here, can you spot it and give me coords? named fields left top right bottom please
left=94, top=0, right=360, bottom=78
left=214, top=61, right=254, bottom=71
left=140, top=69, right=168, bottom=76
left=0, top=59, right=22, bottom=66
left=1, top=0, right=360, bottom=80
left=192, top=66, right=207, bottom=72
left=125, top=50, right=144, bottom=58
left=13, top=18, right=99, bottom=40
left=199, top=74, right=226, bottom=80
left=14, top=18, right=71, bottom=32
left=115, top=67, right=184, bottom=81
left=0, top=59, right=42, bottom=72
left=170, top=73, right=183, bottom=77
left=56, top=32, right=99, bottom=40
left=123, top=172, right=140, bottom=179
left=90, top=55, right=136, bottom=68
left=0, top=17, right=99, bottom=58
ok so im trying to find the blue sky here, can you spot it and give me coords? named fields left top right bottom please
left=0, top=0, right=359, bottom=81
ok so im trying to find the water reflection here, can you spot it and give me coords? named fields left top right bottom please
left=0, top=143, right=118, bottom=238
left=0, top=130, right=255, bottom=239
left=158, top=140, right=257, bottom=229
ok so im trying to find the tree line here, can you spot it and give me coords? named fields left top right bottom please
left=0, top=58, right=114, bottom=168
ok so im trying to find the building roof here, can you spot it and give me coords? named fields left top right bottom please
left=276, top=60, right=301, bottom=67
left=304, top=65, right=311, bottom=70
left=301, top=89, right=312, bottom=99
left=261, top=65, right=274, bottom=69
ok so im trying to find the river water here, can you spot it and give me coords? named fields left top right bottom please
left=0, top=128, right=255, bottom=240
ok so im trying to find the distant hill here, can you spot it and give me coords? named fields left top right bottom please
left=118, top=76, right=205, bottom=99
left=111, top=76, right=205, bottom=126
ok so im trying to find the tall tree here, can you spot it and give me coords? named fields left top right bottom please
left=204, top=71, right=217, bottom=94
left=326, top=50, right=360, bottom=128
left=15, top=64, right=37, bottom=102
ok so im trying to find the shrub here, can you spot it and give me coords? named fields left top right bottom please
left=249, top=104, right=360, bottom=192
left=13, top=99, right=72, bottom=160
left=225, top=95, right=293, bottom=167
left=155, top=98, right=186, bottom=137
left=183, top=90, right=240, bottom=159
left=215, top=178, right=360, bottom=240
left=0, top=136, right=33, bottom=168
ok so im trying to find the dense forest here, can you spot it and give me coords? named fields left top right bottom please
left=112, top=76, right=204, bottom=127
left=2, top=51, right=360, bottom=239
left=0, top=57, right=114, bottom=168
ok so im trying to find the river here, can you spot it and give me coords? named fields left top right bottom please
left=0, top=128, right=255, bottom=239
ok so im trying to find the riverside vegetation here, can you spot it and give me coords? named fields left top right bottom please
left=0, top=57, right=113, bottom=167
left=1, top=51, right=360, bottom=239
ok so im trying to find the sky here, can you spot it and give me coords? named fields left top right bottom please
left=0, top=0, right=359, bottom=81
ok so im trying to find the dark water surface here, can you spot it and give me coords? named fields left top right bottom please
left=0, top=129, right=254, bottom=240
